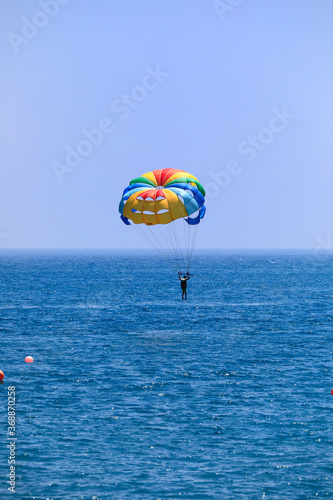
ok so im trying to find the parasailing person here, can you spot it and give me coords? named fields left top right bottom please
left=178, top=272, right=190, bottom=300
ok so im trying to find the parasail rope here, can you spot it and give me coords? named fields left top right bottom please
left=129, top=221, right=180, bottom=272
left=127, top=216, right=200, bottom=275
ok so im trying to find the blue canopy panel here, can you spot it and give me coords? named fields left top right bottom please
left=120, top=215, right=131, bottom=225
left=123, top=183, right=151, bottom=196
left=184, top=205, right=206, bottom=225
left=199, top=205, right=206, bottom=219
left=168, top=183, right=205, bottom=207
left=168, top=187, right=200, bottom=216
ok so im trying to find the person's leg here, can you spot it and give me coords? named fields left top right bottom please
left=185, top=290, right=187, bottom=300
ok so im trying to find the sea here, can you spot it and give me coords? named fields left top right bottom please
left=0, top=250, right=332, bottom=500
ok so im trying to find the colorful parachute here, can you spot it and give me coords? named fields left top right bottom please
left=119, top=168, right=206, bottom=272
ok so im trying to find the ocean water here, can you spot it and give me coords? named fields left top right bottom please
left=0, top=250, right=332, bottom=500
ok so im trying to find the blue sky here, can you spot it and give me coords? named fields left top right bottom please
left=1, top=0, right=333, bottom=249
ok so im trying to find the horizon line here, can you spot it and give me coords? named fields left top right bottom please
left=0, top=247, right=322, bottom=252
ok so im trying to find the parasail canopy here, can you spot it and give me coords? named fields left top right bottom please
left=119, top=168, right=206, bottom=272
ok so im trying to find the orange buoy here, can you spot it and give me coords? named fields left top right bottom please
left=25, top=356, right=33, bottom=363
left=0, top=371, right=4, bottom=381
left=331, top=388, right=333, bottom=396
